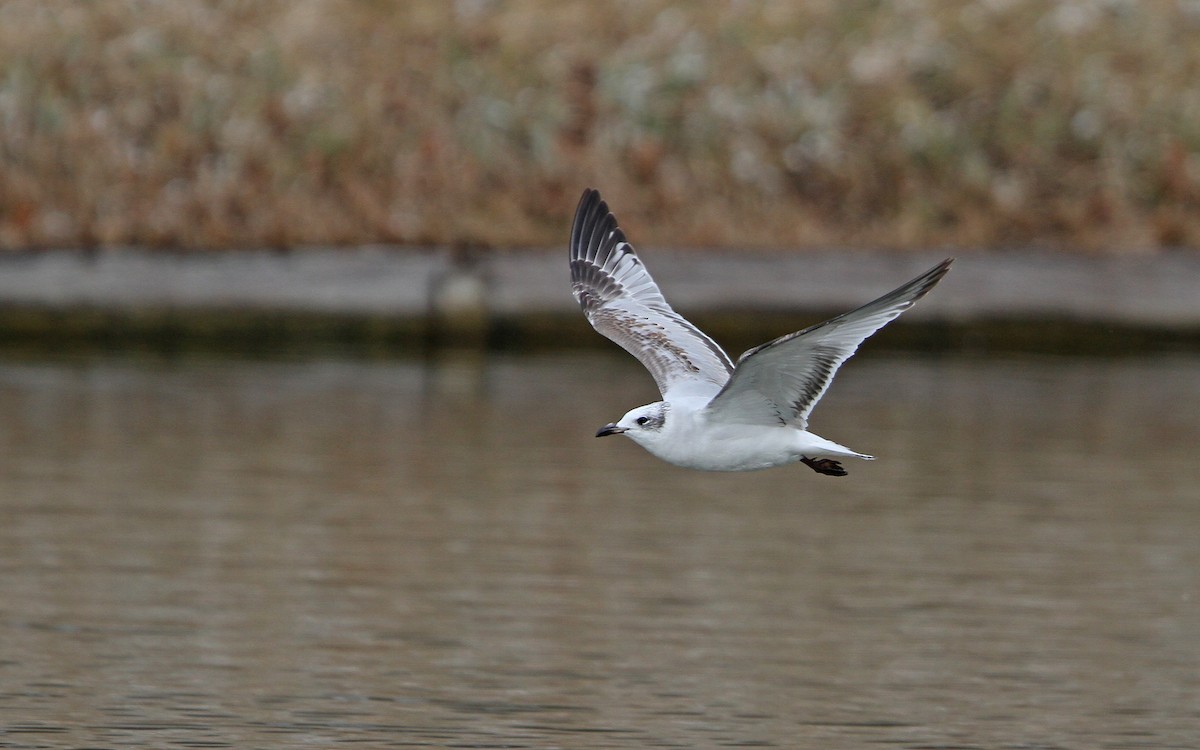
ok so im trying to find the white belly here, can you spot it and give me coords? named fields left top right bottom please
left=638, top=419, right=869, bottom=472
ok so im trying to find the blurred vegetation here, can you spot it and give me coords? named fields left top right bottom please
left=2, top=0, right=1200, bottom=251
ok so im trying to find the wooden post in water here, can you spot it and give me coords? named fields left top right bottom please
left=428, top=243, right=490, bottom=349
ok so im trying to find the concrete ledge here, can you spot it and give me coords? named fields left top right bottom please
left=491, top=248, right=1200, bottom=327
left=0, top=247, right=1197, bottom=352
left=0, top=247, right=442, bottom=313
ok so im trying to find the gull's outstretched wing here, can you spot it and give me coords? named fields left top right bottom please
left=704, top=259, right=953, bottom=428
left=570, top=188, right=734, bottom=399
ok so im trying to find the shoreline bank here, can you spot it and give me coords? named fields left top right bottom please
left=1, top=247, right=1197, bottom=355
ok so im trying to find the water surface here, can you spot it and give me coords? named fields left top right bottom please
left=1, top=352, right=1197, bottom=748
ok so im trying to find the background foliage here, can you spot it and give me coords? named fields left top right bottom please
left=2, top=0, right=1199, bottom=251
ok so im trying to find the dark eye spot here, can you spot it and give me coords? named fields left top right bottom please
left=635, top=416, right=649, bottom=426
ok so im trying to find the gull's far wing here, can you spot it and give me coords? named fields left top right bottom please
left=704, top=259, right=953, bottom=428
left=570, top=188, right=733, bottom=399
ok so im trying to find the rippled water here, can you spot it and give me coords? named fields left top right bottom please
left=0, top=351, right=1197, bottom=748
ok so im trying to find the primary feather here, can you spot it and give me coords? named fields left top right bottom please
left=569, top=189, right=733, bottom=400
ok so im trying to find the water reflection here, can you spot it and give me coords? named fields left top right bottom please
left=0, top=352, right=1197, bottom=748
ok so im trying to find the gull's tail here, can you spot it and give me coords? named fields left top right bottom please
left=803, top=433, right=874, bottom=461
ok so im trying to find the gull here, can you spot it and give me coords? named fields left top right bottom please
left=570, top=188, right=953, bottom=474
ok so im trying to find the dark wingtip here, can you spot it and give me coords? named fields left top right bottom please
left=934, top=257, right=955, bottom=279
left=906, top=257, right=955, bottom=301
left=571, top=188, right=613, bottom=261
left=574, top=188, right=604, bottom=232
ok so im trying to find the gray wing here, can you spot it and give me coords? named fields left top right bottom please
left=570, top=188, right=734, bottom=399
left=704, top=259, right=953, bottom=428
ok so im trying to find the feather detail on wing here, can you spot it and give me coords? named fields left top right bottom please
left=570, top=189, right=734, bottom=399
left=704, top=259, right=953, bottom=428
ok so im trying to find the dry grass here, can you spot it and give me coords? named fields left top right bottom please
left=2, top=0, right=1199, bottom=251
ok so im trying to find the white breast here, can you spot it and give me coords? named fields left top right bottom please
left=639, top=406, right=804, bottom=471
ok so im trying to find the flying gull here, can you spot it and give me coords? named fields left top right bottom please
left=570, top=188, right=953, bottom=474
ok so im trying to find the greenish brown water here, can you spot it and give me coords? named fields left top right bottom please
left=0, top=353, right=1197, bottom=748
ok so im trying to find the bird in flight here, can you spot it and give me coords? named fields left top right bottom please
left=569, top=188, right=952, bottom=474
